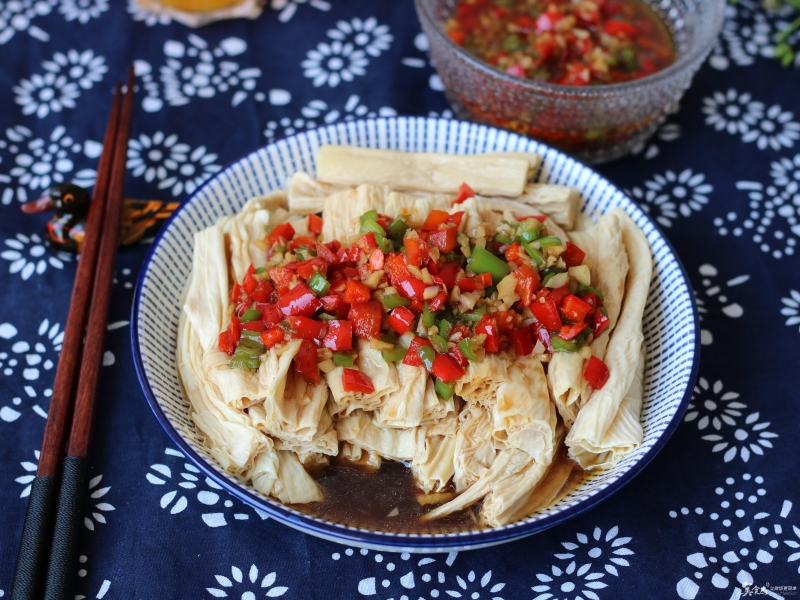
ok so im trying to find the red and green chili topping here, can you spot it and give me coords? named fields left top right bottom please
left=219, top=186, right=612, bottom=396
left=446, top=0, right=675, bottom=85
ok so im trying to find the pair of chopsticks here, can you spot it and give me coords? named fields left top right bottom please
left=11, top=68, right=135, bottom=600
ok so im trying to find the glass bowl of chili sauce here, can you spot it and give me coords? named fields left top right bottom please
left=415, top=0, right=725, bottom=164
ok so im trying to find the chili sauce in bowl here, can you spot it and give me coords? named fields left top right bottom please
left=446, top=0, right=675, bottom=86
left=415, top=0, right=724, bottom=163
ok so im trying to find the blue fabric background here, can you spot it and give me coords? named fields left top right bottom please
left=1, top=1, right=799, bottom=598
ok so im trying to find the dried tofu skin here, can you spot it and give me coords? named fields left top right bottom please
left=566, top=209, right=652, bottom=469
left=411, top=410, right=460, bottom=493
left=316, top=145, right=531, bottom=197
left=271, top=408, right=339, bottom=460
left=183, top=226, right=229, bottom=352
left=454, top=352, right=510, bottom=407
left=246, top=449, right=279, bottom=497
left=420, top=378, right=458, bottom=426
left=374, top=363, right=427, bottom=428
left=328, top=340, right=399, bottom=414
left=547, top=348, right=590, bottom=428
left=203, top=344, right=263, bottom=410
left=336, top=410, right=420, bottom=461
left=383, top=191, right=450, bottom=227
left=453, top=405, right=497, bottom=492
left=287, top=172, right=339, bottom=215
left=492, top=356, right=557, bottom=465
left=248, top=341, right=332, bottom=446
left=272, top=450, right=324, bottom=504
left=339, top=441, right=383, bottom=471
left=547, top=211, right=629, bottom=426
left=179, top=147, right=656, bottom=520
left=571, top=212, right=629, bottom=360
left=482, top=422, right=568, bottom=527
left=180, top=226, right=267, bottom=474
left=179, top=317, right=267, bottom=475
left=422, top=449, right=532, bottom=521
left=321, top=184, right=389, bottom=243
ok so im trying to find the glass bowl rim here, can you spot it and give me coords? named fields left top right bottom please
left=415, top=0, right=726, bottom=96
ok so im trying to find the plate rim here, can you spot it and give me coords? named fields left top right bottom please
left=131, top=116, right=700, bottom=550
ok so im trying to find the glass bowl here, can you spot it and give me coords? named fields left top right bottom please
left=415, top=0, right=725, bottom=164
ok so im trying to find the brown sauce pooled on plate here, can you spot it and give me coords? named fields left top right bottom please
left=291, top=443, right=585, bottom=534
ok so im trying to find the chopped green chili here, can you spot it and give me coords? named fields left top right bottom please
left=468, top=246, right=510, bottom=284
left=429, top=333, right=449, bottom=354
left=381, top=294, right=410, bottom=309
left=381, top=345, right=408, bottom=363
left=551, top=332, right=587, bottom=353
left=417, top=345, right=436, bottom=371
left=538, top=236, right=562, bottom=248
left=458, top=338, right=477, bottom=361
left=541, top=267, right=567, bottom=286
left=230, top=356, right=260, bottom=370
left=438, top=318, right=453, bottom=340
left=522, top=242, right=545, bottom=266
left=239, top=309, right=262, bottom=323
left=460, top=305, right=486, bottom=322
left=434, top=378, right=454, bottom=400
left=422, top=302, right=436, bottom=328
left=387, top=215, right=410, bottom=240
left=307, top=271, right=330, bottom=296
left=493, top=232, right=515, bottom=245
left=332, top=352, right=355, bottom=367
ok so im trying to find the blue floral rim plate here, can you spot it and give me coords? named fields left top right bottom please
left=131, top=117, right=700, bottom=553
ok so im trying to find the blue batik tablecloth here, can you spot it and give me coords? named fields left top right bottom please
left=1, top=1, right=800, bottom=598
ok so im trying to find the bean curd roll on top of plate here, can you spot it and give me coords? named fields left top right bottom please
left=177, top=146, right=652, bottom=530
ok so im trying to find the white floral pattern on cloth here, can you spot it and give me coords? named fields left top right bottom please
left=716, top=153, right=800, bottom=259
left=270, top=0, right=330, bottom=23
left=302, top=17, right=392, bottom=88
left=330, top=547, right=462, bottom=598
left=146, top=447, right=267, bottom=527
left=630, top=121, right=682, bottom=160
left=206, top=564, right=288, bottom=598
left=264, top=94, right=397, bottom=142
left=127, top=0, right=171, bottom=26
left=0, top=125, right=100, bottom=205
left=133, top=36, right=291, bottom=113
left=694, top=263, right=749, bottom=346
left=780, top=289, right=800, bottom=332
left=1, top=231, right=73, bottom=280
left=0, top=318, right=61, bottom=423
left=15, top=449, right=40, bottom=497
left=74, top=555, right=112, bottom=600
left=531, top=526, right=634, bottom=600
left=345, top=550, right=506, bottom=599
left=58, top=0, right=108, bottom=24
left=84, top=474, right=115, bottom=531
left=686, top=377, right=778, bottom=463
left=14, top=48, right=107, bottom=119
left=709, top=0, right=800, bottom=70
left=0, top=0, right=107, bottom=45
left=672, top=473, right=799, bottom=598
left=702, top=88, right=800, bottom=151
left=127, top=131, right=221, bottom=197
left=401, top=32, right=445, bottom=92
left=627, top=168, right=712, bottom=228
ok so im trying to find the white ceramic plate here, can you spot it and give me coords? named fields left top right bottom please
left=132, top=117, right=699, bottom=553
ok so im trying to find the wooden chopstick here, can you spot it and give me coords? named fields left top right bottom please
left=11, top=86, right=122, bottom=600
left=43, top=67, right=136, bottom=600
left=10, top=84, right=123, bottom=600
